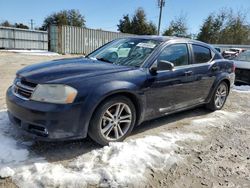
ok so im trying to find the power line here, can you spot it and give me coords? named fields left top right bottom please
left=157, top=0, right=165, bottom=35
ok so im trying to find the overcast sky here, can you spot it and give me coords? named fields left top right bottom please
left=0, top=0, right=249, bottom=34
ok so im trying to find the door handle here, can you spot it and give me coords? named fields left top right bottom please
left=184, top=70, right=193, bottom=76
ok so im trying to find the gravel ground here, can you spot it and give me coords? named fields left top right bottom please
left=0, top=52, right=249, bottom=187
left=0, top=52, right=78, bottom=108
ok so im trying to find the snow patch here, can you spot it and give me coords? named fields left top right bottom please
left=190, top=117, right=220, bottom=130
left=190, top=111, right=242, bottom=131
left=0, top=167, right=15, bottom=178
left=0, top=110, right=203, bottom=187
left=0, top=50, right=60, bottom=56
left=233, top=85, right=250, bottom=93
left=0, top=108, right=243, bottom=187
left=0, top=110, right=30, bottom=166
left=0, top=109, right=202, bottom=187
left=13, top=132, right=202, bottom=187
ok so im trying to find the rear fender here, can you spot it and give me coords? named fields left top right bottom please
left=205, top=73, right=232, bottom=103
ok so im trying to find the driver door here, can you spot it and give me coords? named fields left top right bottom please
left=145, top=43, right=198, bottom=119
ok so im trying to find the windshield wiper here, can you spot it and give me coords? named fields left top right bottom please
left=96, top=57, right=113, bottom=64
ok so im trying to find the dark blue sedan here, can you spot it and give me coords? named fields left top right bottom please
left=6, top=36, right=235, bottom=145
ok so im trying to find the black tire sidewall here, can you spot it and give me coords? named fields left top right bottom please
left=88, top=96, right=136, bottom=146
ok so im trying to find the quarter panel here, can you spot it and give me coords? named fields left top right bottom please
left=205, top=60, right=235, bottom=103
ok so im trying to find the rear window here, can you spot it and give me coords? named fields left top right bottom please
left=192, top=45, right=212, bottom=64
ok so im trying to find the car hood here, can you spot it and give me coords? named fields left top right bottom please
left=17, top=57, right=134, bottom=83
left=234, top=60, right=250, bottom=70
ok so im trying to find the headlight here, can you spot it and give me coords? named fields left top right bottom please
left=31, top=84, right=77, bottom=104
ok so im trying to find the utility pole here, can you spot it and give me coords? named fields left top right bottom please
left=30, top=19, right=34, bottom=30
left=157, top=0, right=165, bottom=35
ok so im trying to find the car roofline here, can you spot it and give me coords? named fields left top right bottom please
left=119, top=35, right=213, bottom=47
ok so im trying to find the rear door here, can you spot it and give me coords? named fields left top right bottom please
left=188, top=44, right=218, bottom=101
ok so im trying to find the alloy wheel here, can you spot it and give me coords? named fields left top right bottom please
left=214, top=83, right=227, bottom=109
left=100, top=102, right=132, bottom=141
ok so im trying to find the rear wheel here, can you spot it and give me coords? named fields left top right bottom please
left=88, top=96, right=136, bottom=146
left=206, top=81, right=229, bottom=111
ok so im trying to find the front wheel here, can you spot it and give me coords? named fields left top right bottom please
left=88, top=96, right=136, bottom=146
left=206, top=81, right=229, bottom=111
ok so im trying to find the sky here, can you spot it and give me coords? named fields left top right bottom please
left=0, top=0, right=249, bottom=34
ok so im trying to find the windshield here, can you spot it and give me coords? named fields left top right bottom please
left=234, top=51, right=250, bottom=62
left=87, top=38, right=161, bottom=67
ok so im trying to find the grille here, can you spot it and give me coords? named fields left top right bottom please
left=13, top=78, right=37, bottom=100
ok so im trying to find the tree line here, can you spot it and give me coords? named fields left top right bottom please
left=0, top=9, right=85, bottom=31
left=0, top=20, right=29, bottom=29
left=197, top=9, right=250, bottom=44
left=117, top=8, right=250, bottom=45
left=1, top=8, right=249, bottom=44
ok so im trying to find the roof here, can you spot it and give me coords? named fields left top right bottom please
left=127, top=35, right=179, bottom=42
left=127, top=35, right=210, bottom=46
left=120, top=35, right=215, bottom=50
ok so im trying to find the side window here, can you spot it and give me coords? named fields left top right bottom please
left=192, top=45, right=212, bottom=64
left=158, top=44, right=189, bottom=66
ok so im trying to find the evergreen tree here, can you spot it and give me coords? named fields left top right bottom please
left=197, top=9, right=250, bottom=44
left=0, top=21, right=11, bottom=27
left=1, top=21, right=29, bottom=29
left=197, top=15, right=216, bottom=43
left=117, top=8, right=157, bottom=35
left=41, top=9, right=85, bottom=30
left=117, top=15, right=132, bottom=33
left=14, top=23, right=29, bottom=29
left=163, top=15, right=188, bottom=37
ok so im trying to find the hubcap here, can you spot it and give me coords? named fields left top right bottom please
left=215, top=83, right=227, bottom=108
left=100, top=103, right=132, bottom=141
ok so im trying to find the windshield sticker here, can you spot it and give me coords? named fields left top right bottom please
left=136, top=43, right=156, bottom=49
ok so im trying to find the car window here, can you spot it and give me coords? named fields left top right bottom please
left=192, top=45, right=212, bottom=64
left=158, top=44, right=189, bottom=66
left=87, top=38, right=161, bottom=67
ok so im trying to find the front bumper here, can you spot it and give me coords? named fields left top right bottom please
left=6, top=86, right=85, bottom=141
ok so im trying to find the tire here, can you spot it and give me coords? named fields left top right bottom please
left=206, top=81, right=229, bottom=111
left=88, top=96, right=136, bottom=146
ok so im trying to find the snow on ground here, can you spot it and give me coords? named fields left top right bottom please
left=13, top=132, right=202, bottom=188
left=0, top=107, right=245, bottom=187
left=0, top=50, right=60, bottom=56
left=233, top=85, right=250, bottom=93
left=0, top=109, right=203, bottom=187
left=189, top=110, right=242, bottom=132
left=0, top=110, right=30, bottom=166
left=0, top=167, right=15, bottom=178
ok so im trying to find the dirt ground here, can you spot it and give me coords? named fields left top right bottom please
left=0, top=52, right=249, bottom=187
left=0, top=52, right=77, bottom=108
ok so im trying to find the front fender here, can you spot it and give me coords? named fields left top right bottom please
left=78, top=81, right=146, bottom=137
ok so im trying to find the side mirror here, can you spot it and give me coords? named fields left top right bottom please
left=157, top=60, right=174, bottom=71
left=149, top=60, right=174, bottom=75
left=149, top=62, right=158, bottom=75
